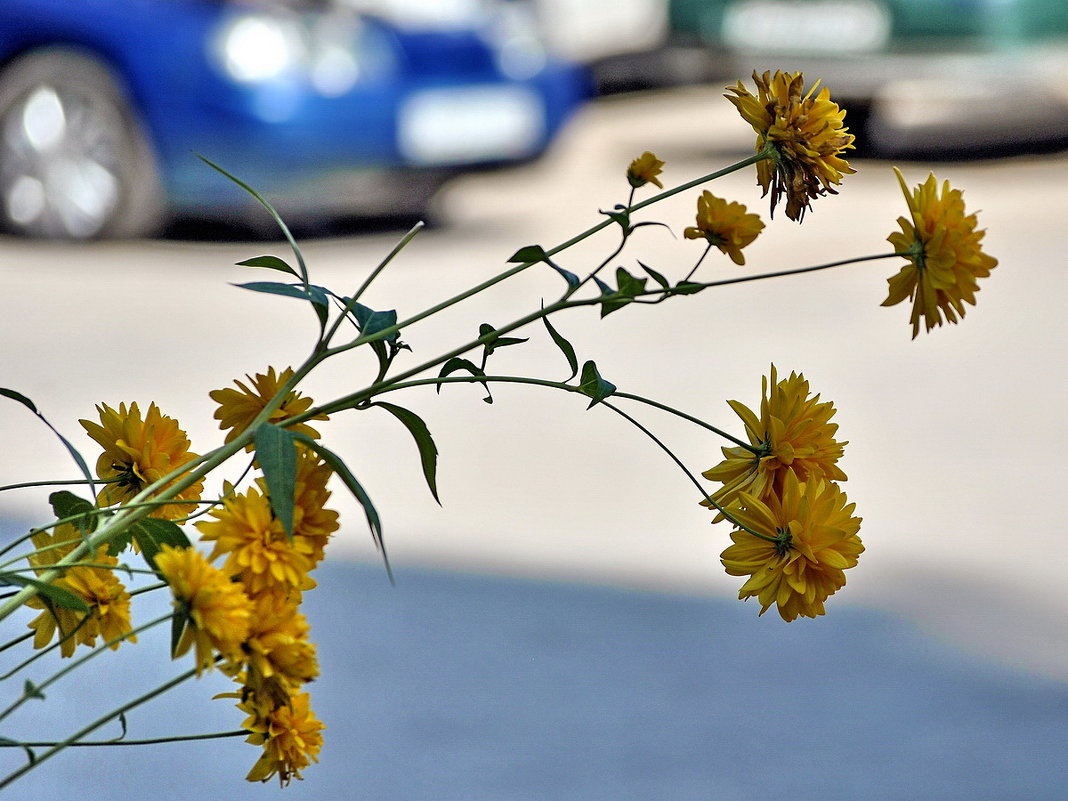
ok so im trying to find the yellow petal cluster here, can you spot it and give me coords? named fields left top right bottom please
left=882, top=168, right=998, bottom=338
left=242, top=690, right=325, bottom=786
left=683, top=190, right=764, bottom=265
left=725, top=70, right=855, bottom=221
left=720, top=473, right=863, bottom=621
left=702, top=365, right=846, bottom=517
left=626, top=151, right=665, bottom=189
left=209, top=367, right=328, bottom=449
left=79, top=402, right=203, bottom=520
left=155, top=544, right=252, bottom=675
left=25, top=525, right=136, bottom=657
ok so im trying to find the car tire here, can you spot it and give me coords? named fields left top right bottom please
left=0, top=47, right=165, bottom=239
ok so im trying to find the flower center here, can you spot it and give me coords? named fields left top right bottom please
left=111, top=461, right=144, bottom=492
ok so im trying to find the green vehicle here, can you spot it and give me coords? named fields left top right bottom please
left=669, top=0, right=1068, bottom=153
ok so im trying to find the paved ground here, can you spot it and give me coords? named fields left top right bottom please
left=1, top=84, right=1067, bottom=796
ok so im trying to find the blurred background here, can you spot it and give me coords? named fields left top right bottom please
left=1, top=1, right=1067, bottom=798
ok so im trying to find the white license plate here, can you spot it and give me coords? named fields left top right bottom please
left=398, top=86, right=545, bottom=166
left=722, top=0, right=891, bottom=55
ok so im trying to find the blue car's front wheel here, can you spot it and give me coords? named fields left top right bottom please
left=0, top=47, right=165, bottom=239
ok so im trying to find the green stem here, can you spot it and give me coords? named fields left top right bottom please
left=0, top=477, right=118, bottom=494
left=3, top=730, right=248, bottom=748
left=0, top=667, right=199, bottom=790
left=598, top=400, right=777, bottom=544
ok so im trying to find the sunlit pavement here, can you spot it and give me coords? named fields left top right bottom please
left=1, top=86, right=1067, bottom=796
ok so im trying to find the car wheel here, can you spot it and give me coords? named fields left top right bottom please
left=0, top=47, right=165, bottom=239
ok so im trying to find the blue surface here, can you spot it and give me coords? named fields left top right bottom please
left=3, top=560, right=1067, bottom=799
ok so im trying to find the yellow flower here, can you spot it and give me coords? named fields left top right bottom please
left=155, top=544, right=252, bottom=675
left=25, top=530, right=136, bottom=657
left=725, top=70, right=855, bottom=221
left=242, top=691, right=325, bottom=786
left=683, top=190, right=764, bottom=265
left=256, top=448, right=338, bottom=567
left=626, top=151, right=665, bottom=189
left=195, top=486, right=317, bottom=599
left=210, top=367, right=328, bottom=449
left=79, top=402, right=203, bottom=521
left=720, top=473, right=863, bottom=621
left=882, top=168, right=998, bottom=338
left=242, top=592, right=319, bottom=697
left=701, top=366, right=846, bottom=518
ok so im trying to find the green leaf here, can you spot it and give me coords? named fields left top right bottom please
left=235, top=255, right=299, bottom=277
left=254, top=424, right=297, bottom=536
left=508, top=244, right=549, bottom=263
left=639, top=261, right=670, bottom=290
left=351, top=303, right=399, bottom=343
left=170, top=602, right=190, bottom=659
left=292, top=434, right=393, bottom=584
left=235, top=281, right=329, bottom=308
left=437, top=358, right=492, bottom=403
left=0, top=387, right=37, bottom=413
left=671, top=280, right=706, bottom=296
left=549, top=263, right=580, bottom=290
left=593, top=276, right=613, bottom=296
left=48, top=491, right=98, bottom=537
left=542, top=313, right=578, bottom=381
left=578, top=360, right=617, bottom=409
left=22, top=680, right=44, bottom=700
left=0, top=572, right=90, bottom=612
left=599, top=206, right=631, bottom=233
left=372, top=402, right=441, bottom=505
left=2, top=391, right=95, bottom=491
left=130, top=518, right=191, bottom=573
left=0, top=736, right=37, bottom=765
left=598, top=267, right=648, bottom=318
left=478, top=323, right=528, bottom=357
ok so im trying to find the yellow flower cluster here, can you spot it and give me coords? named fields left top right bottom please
left=702, top=366, right=862, bottom=621
left=24, top=523, right=137, bottom=657
left=883, top=168, right=998, bottom=338
left=684, top=190, right=765, bottom=266
left=80, top=401, right=203, bottom=520
left=726, top=70, right=855, bottom=222
left=209, top=366, right=328, bottom=449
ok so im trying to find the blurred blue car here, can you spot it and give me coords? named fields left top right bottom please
left=0, top=0, right=589, bottom=238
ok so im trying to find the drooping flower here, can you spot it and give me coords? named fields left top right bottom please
left=195, top=485, right=317, bottom=599
left=720, top=473, right=863, bottom=621
left=882, top=168, right=998, bottom=338
left=210, top=367, right=328, bottom=449
left=242, top=690, right=325, bottom=786
left=25, top=525, right=136, bottom=657
left=702, top=366, right=846, bottom=518
left=683, top=190, right=764, bottom=265
left=626, top=151, right=665, bottom=189
left=80, top=402, right=203, bottom=520
left=155, top=544, right=252, bottom=675
left=725, top=70, right=855, bottom=221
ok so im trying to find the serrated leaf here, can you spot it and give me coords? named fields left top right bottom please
left=437, top=358, right=492, bottom=403
left=130, top=518, right=191, bottom=573
left=0, top=572, right=90, bottom=612
left=373, top=402, right=441, bottom=505
left=254, top=424, right=297, bottom=536
left=639, top=261, right=670, bottom=290
left=578, top=360, right=617, bottom=409
left=508, top=244, right=549, bottom=263
left=235, top=255, right=299, bottom=277
left=292, top=434, right=393, bottom=584
left=542, top=313, right=578, bottom=381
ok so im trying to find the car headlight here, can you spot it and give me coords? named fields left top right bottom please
left=213, top=13, right=309, bottom=84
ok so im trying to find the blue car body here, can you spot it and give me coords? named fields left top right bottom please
left=0, top=0, right=590, bottom=234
